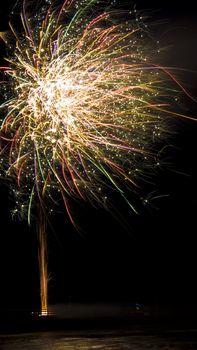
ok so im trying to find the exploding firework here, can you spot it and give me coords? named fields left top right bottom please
left=0, top=0, right=172, bottom=221
left=0, top=0, right=184, bottom=314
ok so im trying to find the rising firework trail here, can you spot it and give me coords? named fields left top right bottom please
left=0, top=0, right=190, bottom=315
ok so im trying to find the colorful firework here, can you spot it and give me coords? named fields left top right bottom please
left=0, top=0, right=173, bottom=222
left=0, top=0, right=185, bottom=314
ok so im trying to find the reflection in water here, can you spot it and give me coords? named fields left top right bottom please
left=0, top=331, right=197, bottom=350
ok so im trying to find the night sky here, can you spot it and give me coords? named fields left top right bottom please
left=0, top=0, right=197, bottom=315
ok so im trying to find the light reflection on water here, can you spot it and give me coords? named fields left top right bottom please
left=0, top=331, right=197, bottom=350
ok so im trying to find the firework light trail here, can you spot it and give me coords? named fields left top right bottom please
left=0, top=0, right=187, bottom=315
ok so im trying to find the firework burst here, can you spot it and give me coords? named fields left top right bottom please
left=0, top=0, right=172, bottom=223
left=0, top=0, right=182, bottom=315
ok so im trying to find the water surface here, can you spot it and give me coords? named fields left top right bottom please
left=1, top=329, right=197, bottom=350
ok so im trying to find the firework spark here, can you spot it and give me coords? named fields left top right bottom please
left=0, top=0, right=181, bottom=314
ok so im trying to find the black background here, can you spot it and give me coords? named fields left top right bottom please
left=0, top=0, right=197, bottom=314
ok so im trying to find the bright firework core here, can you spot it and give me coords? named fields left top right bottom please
left=29, top=75, right=77, bottom=139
